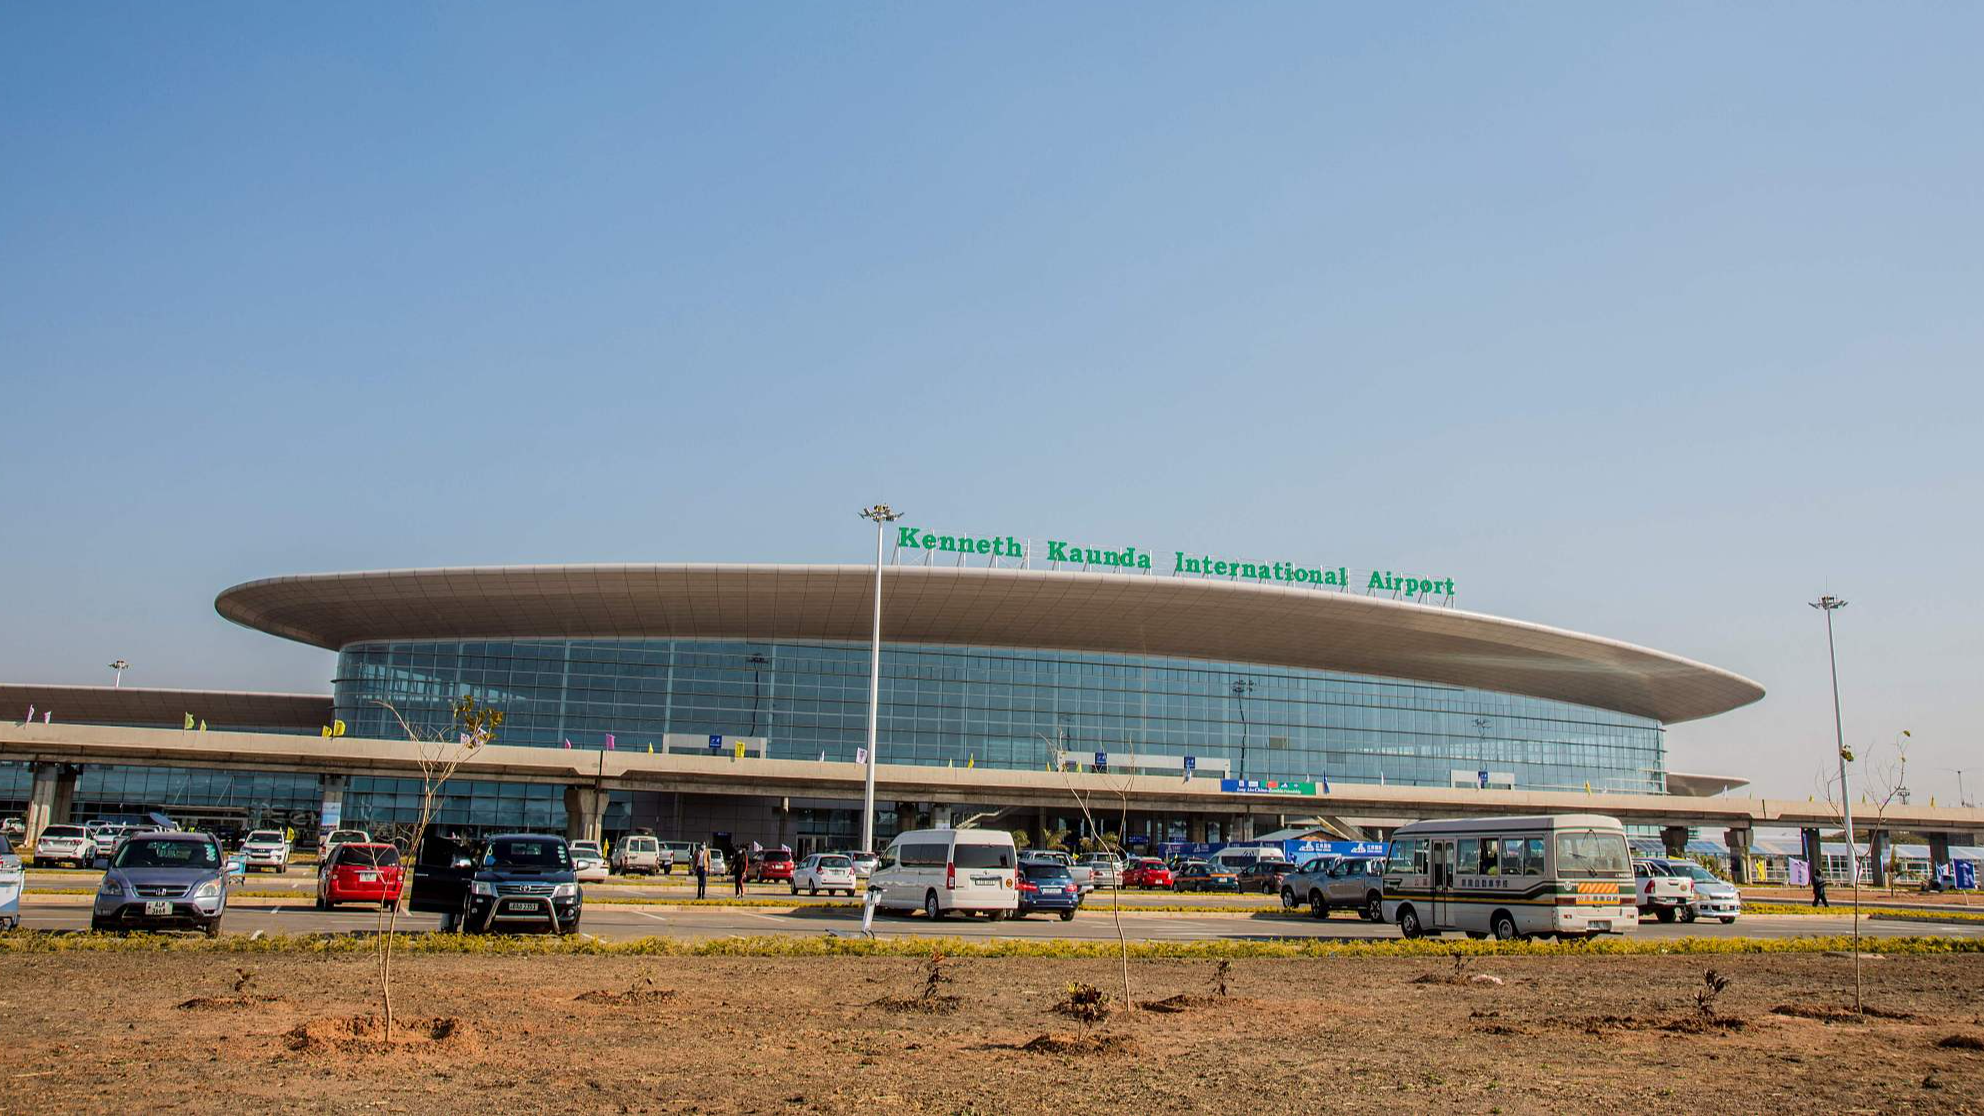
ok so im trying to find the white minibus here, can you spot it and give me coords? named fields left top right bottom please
left=1381, top=814, right=1638, bottom=941
left=871, top=828, right=1019, bottom=920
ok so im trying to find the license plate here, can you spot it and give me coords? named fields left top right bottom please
left=972, top=875, right=1000, bottom=885
left=358, top=872, right=378, bottom=882
left=1041, top=886, right=1064, bottom=894
left=1588, top=920, right=1610, bottom=931
left=145, top=901, right=172, bottom=916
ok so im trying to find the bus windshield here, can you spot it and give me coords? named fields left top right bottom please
left=1553, top=831, right=1630, bottom=877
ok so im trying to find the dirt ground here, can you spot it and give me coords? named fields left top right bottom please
left=2, top=949, right=1980, bottom=1114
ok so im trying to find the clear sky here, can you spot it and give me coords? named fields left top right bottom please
left=3, top=5, right=1978, bottom=803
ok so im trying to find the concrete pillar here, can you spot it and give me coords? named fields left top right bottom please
left=1928, top=832, right=1954, bottom=879
left=25, top=763, right=78, bottom=846
left=1188, top=815, right=1207, bottom=843
left=1800, top=826, right=1823, bottom=880
left=1660, top=826, right=1689, bottom=857
left=1867, top=829, right=1888, bottom=887
left=1724, top=829, right=1752, bottom=885
left=563, top=786, right=609, bottom=845
left=775, top=797, right=794, bottom=848
left=931, top=804, right=954, bottom=829
left=316, top=774, right=347, bottom=847
left=1034, top=808, right=1049, bottom=849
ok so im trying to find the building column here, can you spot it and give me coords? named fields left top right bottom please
left=1187, top=815, right=1207, bottom=844
left=1660, top=826, right=1689, bottom=857
left=1723, top=828, right=1752, bottom=885
left=774, top=797, right=794, bottom=848
left=1800, top=826, right=1823, bottom=880
left=25, top=763, right=79, bottom=846
left=931, top=804, right=954, bottom=829
left=1928, top=832, right=1954, bottom=880
left=1231, top=814, right=1255, bottom=841
left=316, top=774, right=347, bottom=846
left=1034, top=808, right=1049, bottom=849
left=563, top=786, right=609, bottom=845
left=1867, top=829, right=1888, bottom=887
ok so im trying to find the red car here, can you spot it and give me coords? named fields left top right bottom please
left=1122, top=858, right=1174, bottom=889
left=315, top=842, right=405, bottom=909
left=744, top=849, right=795, bottom=883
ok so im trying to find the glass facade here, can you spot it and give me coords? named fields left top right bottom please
left=334, top=637, right=1667, bottom=795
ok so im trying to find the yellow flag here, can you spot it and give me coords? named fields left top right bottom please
left=967, top=755, right=975, bottom=769
left=184, top=713, right=195, bottom=729
left=734, top=739, right=745, bottom=760
left=647, top=742, right=654, bottom=754
left=198, top=720, right=207, bottom=731
left=332, top=719, right=347, bottom=738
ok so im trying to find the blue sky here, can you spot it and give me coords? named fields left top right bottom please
left=3, top=5, right=1978, bottom=801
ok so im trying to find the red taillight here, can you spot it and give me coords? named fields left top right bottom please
left=946, top=862, right=955, bottom=890
left=1019, top=880, right=1038, bottom=893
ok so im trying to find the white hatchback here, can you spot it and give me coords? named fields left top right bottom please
left=791, top=853, right=858, bottom=896
left=570, top=841, right=610, bottom=882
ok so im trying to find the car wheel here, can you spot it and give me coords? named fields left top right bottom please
left=789, top=882, right=798, bottom=895
left=1280, top=887, right=1297, bottom=910
left=1398, top=905, right=1423, bottom=939
left=810, top=882, right=819, bottom=896
left=89, top=916, right=110, bottom=933
left=1720, top=917, right=1736, bottom=925
left=314, top=894, right=325, bottom=911
left=1679, top=907, right=1698, bottom=924
left=1059, top=910, right=1075, bottom=922
left=1655, top=906, right=1677, bottom=923
left=1491, top=911, right=1520, bottom=941
left=1309, top=891, right=1328, bottom=919
left=203, top=919, right=221, bottom=939
left=924, top=891, right=946, bottom=921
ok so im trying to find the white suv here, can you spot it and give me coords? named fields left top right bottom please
left=241, top=830, right=291, bottom=872
left=36, top=824, right=97, bottom=868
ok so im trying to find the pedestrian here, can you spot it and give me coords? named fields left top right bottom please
left=694, top=844, right=709, bottom=899
left=1812, top=871, right=1829, bottom=908
left=734, top=849, right=748, bottom=896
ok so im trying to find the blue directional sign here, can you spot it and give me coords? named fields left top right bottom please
left=709, top=734, right=723, bottom=751
left=1958, top=861, right=1978, bottom=890
left=1478, top=769, right=1490, bottom=788
left=1093, top=751, right=1108, bottom=772
left=1183, top=755, right=1197, bottom=771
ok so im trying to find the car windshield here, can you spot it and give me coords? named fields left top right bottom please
left=486, top=839, right=571, bottom=869
left=572, top=844, right=601, bottom=856
left=1022, top=864, right=1072, bottom=880
left=628, top=839, right=657, bottom=850
left=43, top=826, right=86, bottom=839
left=1554, top=831, right=1631, bottom=877
left=817, top=856, right=851, bottom=869
left=337, top=846, right=400, bottom=867
left=246, top=832, right=283, bottom=843
left=1673, top=863, right=1720, bottom=883
left=114, top=839, right=219, bottom=870
left=955, top=844, right=1014, bottom=869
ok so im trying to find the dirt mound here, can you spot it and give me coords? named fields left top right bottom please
left=174, top=995, right=286, bottom=1011
left=1936, top=1034, right=1984, bottom=1051
left=282, top=1014, right=481, bottom=1057
left=1137, top=993, right=1260, bottom=1013
left=1020, top=1033, right=1138, bottom=1056
left=870, top=996, right=961, bottom=1015
left=1566, top=1013, right=1747, bottom=1035
left=1771, top=1003, right=1916, bottom=1023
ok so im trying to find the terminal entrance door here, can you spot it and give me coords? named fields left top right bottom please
left=1429, top=839, right=1456, bottom=929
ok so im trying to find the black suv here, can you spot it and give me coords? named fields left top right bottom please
left=411, top=832, right=582, bottom=934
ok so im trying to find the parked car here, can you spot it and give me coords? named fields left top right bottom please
left=316, top=842, right=404, bottom=909
left=656, top=840, right=696, bottom=874
left=1015, top=862, right=1081, bottom=920
left=85, top=823, right=131, bottom=865
left=1633, top=859, right=1695, bottom=922
left=91, top=832, right=230, bottom=936
left=240, top=830, right=291, bottom=873
left=570, top=841, right=610, bottom=883
left=1282, top=855, right=1386, bottom=920
left=0, top=835, right=21, bottom=930
left=324, top=829, right=372, bottom=854
left=1642, top=858, right=1739, bottom=924
left=1173, top=863, right=1241, bottom=893
left=791, top=853, right=859, bottom=896
left=612, top=835, right=664, bottom=876
left=843, top=850, right=880, bottom=879
left=1077, top=853, right=1124, bottom=889
left=871, top=828, right=1019, bottom=920
left=0, top=818, right=25, bottom=842
left=1122, top=857, right=1174, bottom=890
left=36, top=824, right=97, bottom=868
left=706, top=848, right=728, bottom=877
left=411, top=832, right=582, bottom=934
left=745, top=848, right=796, bottom=884
left=1020, top=850, right=1094, bottom=894
left=1237, top=859, right=1299, bottom=895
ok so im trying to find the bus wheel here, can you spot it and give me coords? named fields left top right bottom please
left=1398, top=906, right=1423, bottom=939
left=1491, top=911, right=1521, bottom=941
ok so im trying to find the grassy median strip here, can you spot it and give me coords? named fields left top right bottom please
left=2, top=929, right=1980, bottom=959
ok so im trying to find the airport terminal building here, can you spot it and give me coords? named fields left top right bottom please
left=1, top=556, right=1767, bottom=850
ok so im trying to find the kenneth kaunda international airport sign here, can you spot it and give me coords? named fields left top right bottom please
left=892, top=526, right=1456, bottom=600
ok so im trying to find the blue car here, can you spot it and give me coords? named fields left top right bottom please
left=91, top=832, right=230, bottom=936
left=1015, top=863, right=1081, bottom=921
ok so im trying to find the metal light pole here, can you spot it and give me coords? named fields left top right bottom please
left=109, top=660, right=128, bottom=688
left=1231, top=678, right=1255, bottom=782
left=858, top=504, right=902, bottom=854
left=1811, top=593, right=1861, bottom=1010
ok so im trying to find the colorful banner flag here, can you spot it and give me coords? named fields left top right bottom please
left=604, top=733, right=616, bottom=751
left=563, top=738, right=572, bottom=749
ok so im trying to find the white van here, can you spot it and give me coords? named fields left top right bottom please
left=871, top=828, right=1019, bottom=920
left=1207, top=844, right=1289, bottom=875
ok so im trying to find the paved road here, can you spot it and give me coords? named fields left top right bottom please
left=16, top=897, right=1981, bottom=943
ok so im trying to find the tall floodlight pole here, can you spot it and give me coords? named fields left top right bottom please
left=859, top=504, right=902, bottom=854
left=109, top=660, right=128, bottom=688
left=1811, top=594, right=1860, bottom=1009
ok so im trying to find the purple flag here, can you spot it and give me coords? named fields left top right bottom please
left=24, top=705, right=33, bottom=724
left=42, top=711, right=51, bottom=724
left=604, top=733, right=616, bottom=751
left=563, top=738, right=572, bottom=750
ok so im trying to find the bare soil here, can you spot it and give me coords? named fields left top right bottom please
left=0, top=950, right=1980, bottom=1113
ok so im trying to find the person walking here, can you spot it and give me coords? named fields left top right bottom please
left=733, top=849, right=748, bottom=896
left=693, top=844, right=709, bottom=899
left=1812, top=870, right=1830, bottom=908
